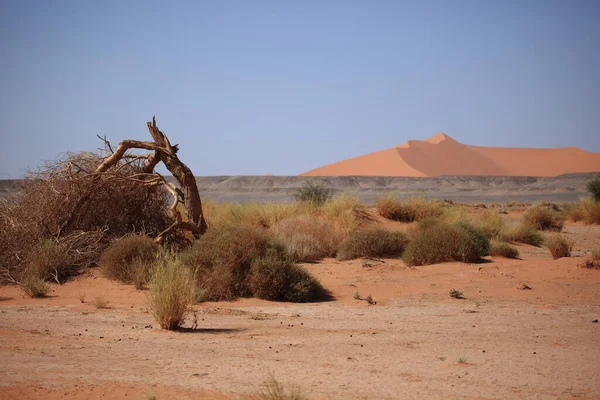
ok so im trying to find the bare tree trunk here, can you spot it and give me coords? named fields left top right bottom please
left=95, top=117, right=207, bottom=241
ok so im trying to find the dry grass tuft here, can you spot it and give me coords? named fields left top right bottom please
left=473, top=211, right=506, bottom=240
left=148, top=257, right=196, bottom=330
left=376, top=195, right=444, bottom=222
left=337, top=229, right=409, bottom=261
left=248, top=374, right=307, bottom=400
left=489, top=241, right=520, bottom=259
left=523, top=204, right=564, bottom=231
left=20, top=276, right=50, bottom=298
left=92, top=297, right=109, bottom=309
left=503, top=223, right=544, bottom=247
left=403, top=220, right=489, bottom=266
left=545, top=234, right=574, bottom=259
left=272, top=215, right=342, bottom=262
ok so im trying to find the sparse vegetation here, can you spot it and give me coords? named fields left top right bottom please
left=449, top=289, right=464, bottom=299
left=587, top=176, right=600, bottom=201
left=523, top=204, right=564, bottom=231
left=249, top=249, right=326, bottom=302
left=20, top=275, right=50, bottom=298
left=93, top=297, right=109, bottom=309
left=364, top=294, right=375, bottom=305
left=503, top=223, right=544, bottom=246
left=23, top=239, right=71, bottom=283
left=100, top=234, right=159, bottom=284
left=489, top=241, right=520, bottom=259
left=353, top=289, right=361, bottom=300
left=376, top=195, right=444, bottom=222
left=574, top=197, right=600, bottom=224
left=473, top=211, right=506, bottom=240
left=272, top=215, right=343, bottom=262
left=336, top=229, right=409, bottom=261
left=293, top=181, right=333, bottom=206
left=545, top=234, right=574, bottom=259
left=456, top=356, right=468, bottom=364
left=78, top=293, right=86, bottom=303
left=249, top=374, right=307, bottom=400
left=403, top=220, right=489, bottom=266
left=148, top=257, right=196, bottom=330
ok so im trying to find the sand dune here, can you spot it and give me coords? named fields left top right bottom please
left=301, top=133, right=600, bottom=177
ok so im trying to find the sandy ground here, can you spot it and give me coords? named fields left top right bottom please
left=1, top=220, right=600, bottom=400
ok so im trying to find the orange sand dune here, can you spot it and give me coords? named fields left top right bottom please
left=301, top=133, right=600, bottom=177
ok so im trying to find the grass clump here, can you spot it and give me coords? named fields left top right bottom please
left=403, top=220, right=489, bottom=266
left=504, top=223, right=544, bottom=246
left=249, top=374, right=307, bottom=400
left=100, top=235, right=159, bottom=284
left=522, top=204, right=564, bottom=231
left=249, top=249, right=326, bottom=302
left=20, top=275, right=50, bottom=298
left=148, top=257, right=196, bottom=330
left=376, top=195, right=444, bottom=222
left=489, top=241, right=520, bottom=259
left=473, top=211, right=506, bottom=240
left=272, top=215, right=342, bottom=262
left=92, top=297, right=109, bottom=309
left=24, top=239, right=72, bottom=283
left=587, top=176, right=600, bottom=201
left=320, top=194, right=365, bottom=234
left=545, top=234, right=574, bottom=259
left=336, top=229, right=408, bottom=261
left=576, top=197, right=600, bottom=224
left=449, top=289, right=465, bottom=299
left=294, top=181, right=333, bottom=206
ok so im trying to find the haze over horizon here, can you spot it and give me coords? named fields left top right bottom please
left=1, top=1, right=599, bottom=178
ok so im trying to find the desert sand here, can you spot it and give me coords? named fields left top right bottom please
left=1, top=211, right=599, bottom=400
left=301, top=133, right=600, bottom=177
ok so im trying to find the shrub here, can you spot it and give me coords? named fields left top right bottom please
left=100, top=235, right=159, bottom=284
left=272, top=215, right=342, bottom=262
left=489, top=241, right=520, bottom=259
left=578, top=197, right=600, bottom=224
left=180, top=225, right=274, bottom=301
left=403, top=220, right=489, bottom=266
left=522, top=205, right=564, bottom=231
left=474, top=211, right=506, bottom=240
left=148, top=257, right=196, bottom=330
left=93, top=297, right=109, bottom=309
left=545, top=234, right=574, bottom=259
left=376, top=195, right=443, bottom=222
left=249, top=249, right=326, bottom=302
left=24, top=239, right=71, bottom=282
left=587, top=176, right=600, bottom=201
left=20, top=275, right=50, bottom=298
left=293, top=181, right=333, bottom=206
left=504, top=223, right=544, bottom=246
left=337, top=229, right=409, bottom=261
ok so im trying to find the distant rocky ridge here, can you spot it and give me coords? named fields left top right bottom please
left=2, top=174, right=595, bottom=204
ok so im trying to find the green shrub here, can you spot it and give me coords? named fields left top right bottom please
left=545, top=234, right=574, bottom=259
left=376, top=195, right=444, bottom=222
left=100, top=235, right=159, bottom=283
left=148, top=257, right=196, bottom=330
left=522, top=205, right=564, bottom=231
left=272, top=215, right=343, bottom=262
left=587, top=176, right=600, bottom=201
left=249, top=249, right=326, bottom=302
left=337, top=229, right=409, bottom=261
left=24, top=239, right=71, bottom=282
left=504, top=223, right=544, bottom=246
left=489, top=241, right=520, bottom=259
left=293, top=181, right=333, bottom=206
left=403, top=220, right=489, bottom=266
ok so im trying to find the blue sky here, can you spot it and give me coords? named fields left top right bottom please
left=1, top=0, right=599, bottom=178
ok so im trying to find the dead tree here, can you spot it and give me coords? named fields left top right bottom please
left=96, top=117, right=207, bottom=242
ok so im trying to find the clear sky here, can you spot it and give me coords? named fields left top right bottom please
left=1, top=0, right=599, bottom=178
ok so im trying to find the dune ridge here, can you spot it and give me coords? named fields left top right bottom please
left=301, top=133, right=600, bottom=177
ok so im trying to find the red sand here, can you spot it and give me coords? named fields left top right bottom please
left=301, top=133, right=600, bottom=177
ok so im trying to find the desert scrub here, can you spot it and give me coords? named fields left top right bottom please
left=293, top=180, right=333, bottom=206
left=473, top=211, right=506, bottom=240
left=249, top=248, right=326, bottom=302
left=148, top=257, right=196, bottom=330
left=100, top=234, right=159, bottom=284
left=249, top=374, right=307, bottom=400
left=205, top=201, right=315, bottom=229
left=320, top=194, right=365, bottom=234
left=489, top=241, right=520, bottom=259
left=587, top=176, right=600, bottom=201
left=337, top=229, right=409, bottom=261
left=403, top=220, right=489, bottom=266
left=576, top=197, right=600, bottom=224
left=522, top=204, right=564, bottom=231
left=545, top=234, right=574, bottom=259
left=23, top=239, right=71, bottom=283
left=271, top=215, right=343, bottom=262
left=20, top=275, right=50, bottom=298
left=376, top=195, right=444, bottom=222
left=503, top=223, right=544, bottom=246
